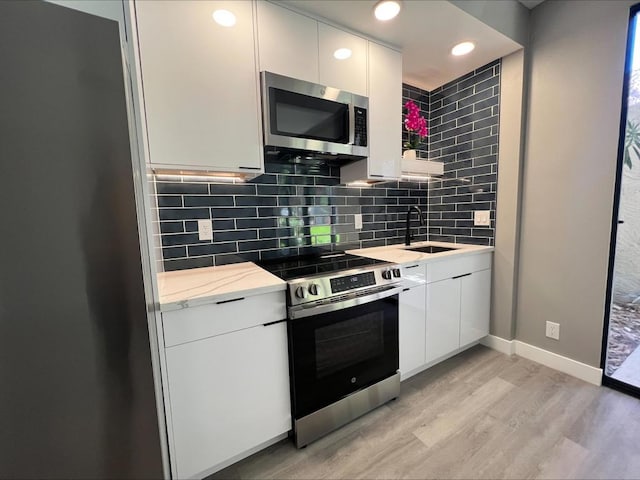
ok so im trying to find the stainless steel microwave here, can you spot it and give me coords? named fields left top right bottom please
left=261, top=71, right=369, bottom=158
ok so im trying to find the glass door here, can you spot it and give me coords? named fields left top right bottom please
left=603, top=4, right=640, bottom=396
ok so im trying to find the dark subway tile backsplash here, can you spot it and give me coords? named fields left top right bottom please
left=424, top=59, right=499, bottom=247
left=153, top=60, right=499, bottom=271
left=153, top=167, right=429, bottom=271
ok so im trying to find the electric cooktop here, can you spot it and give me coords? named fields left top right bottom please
left=257, top=251, right=389, bottom=281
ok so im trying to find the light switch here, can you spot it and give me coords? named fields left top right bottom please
left=198, top=219, right=213, bottom=241
left=474, top=210, right=491, bottom=227
left=354, top=214, right=363, bottom=230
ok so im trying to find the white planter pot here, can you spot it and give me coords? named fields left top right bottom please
left=402, top=149, right=417, bottom=160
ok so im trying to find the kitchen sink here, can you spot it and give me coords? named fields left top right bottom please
left=404, top=245, right=458, bottom=254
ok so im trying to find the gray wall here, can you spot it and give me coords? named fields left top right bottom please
left=493, top=49, right=525, bottom=340
left=516, top=0, right=634, bottom=367
left=449, top=0, right=530, bottom=48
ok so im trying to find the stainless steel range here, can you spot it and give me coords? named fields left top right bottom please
left=259, top=251, right=403, bottom=448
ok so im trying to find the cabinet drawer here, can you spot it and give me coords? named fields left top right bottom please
left=426, top=253, right=492, bottom=284
left=401, top=262, right=427, bottom=285
left=162, top=291, right=286, bottom=347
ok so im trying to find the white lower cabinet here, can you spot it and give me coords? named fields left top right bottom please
left=425, top=277, right=461, bottom=364
left=161, top=292, right=290, bottom=479
left=398, top=252, right=492, bottom=380
left=460, top=269, right=492, bottom=346
left=426, top=253, right=492, bottom=362
left=399, top=284, right=426, bottom=377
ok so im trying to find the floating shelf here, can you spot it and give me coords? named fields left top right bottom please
left=401, top=158, right=444, bottom=179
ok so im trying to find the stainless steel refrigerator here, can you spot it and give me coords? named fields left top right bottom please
left=0, top=1, right=165, bottom=477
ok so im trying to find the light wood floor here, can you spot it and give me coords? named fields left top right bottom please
left=211, top=346, right=640, bottom=479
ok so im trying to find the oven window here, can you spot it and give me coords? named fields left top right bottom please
left=315, top=312, right=384, bottom=378
left=270, top=88, right=348, bottom=143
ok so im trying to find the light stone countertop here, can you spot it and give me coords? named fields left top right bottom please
left=157, top=262, right=286, bottom=312
left=157, top=242, right=492, bottom=311
left=347, top=241, right=493, bottom=264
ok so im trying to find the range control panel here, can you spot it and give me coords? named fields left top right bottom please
left=287, top=264, right=402, bottom=307
left=330, top=272, right=376, bottom=293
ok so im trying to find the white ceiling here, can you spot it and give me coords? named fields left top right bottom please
left=279, top=0, right=523, bottom=91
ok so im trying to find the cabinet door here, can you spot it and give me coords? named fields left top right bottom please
left=318, top=23, right=367, bottom=96
left=367, top=42, right=402, bottom=179
left=399, top=285, right=426, bottom=378
left=256, top=1, right=319, bottom=83
left=460, top=269, right=491, bottom=346
left=165, top=322, right=291, bottom=479
left=136, top=0, right=262, bottom=172
left=426, top=278, right=460, bottom=363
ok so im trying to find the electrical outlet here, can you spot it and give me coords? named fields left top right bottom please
left=354, top=213, right=363, bottom=230
left=474, top=210, right=491, bottom=226
left=546, top=321, right=560, bottom=340
left=198, top=219, right=213, bottom=241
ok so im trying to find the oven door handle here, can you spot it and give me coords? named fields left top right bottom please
left=288, top=285, right=402, bottom=320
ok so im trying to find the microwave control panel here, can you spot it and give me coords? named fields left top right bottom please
left=354, top=107, right=368, bottom=147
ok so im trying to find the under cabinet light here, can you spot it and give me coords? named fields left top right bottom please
left=346, top=181, right=371, bottom=187
left=155, top=173, right=244, bottom=183
left=374, top=0, right=401, bottom=21
left=401, top=174, right=431, bottom=181
left=212, top=9, right=236, bottom=27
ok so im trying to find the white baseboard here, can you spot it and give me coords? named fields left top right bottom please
left=514, top=341, right=602, bottom=386
left=481, top=335, right=602, bottom=386
left=481, top=335, right=515, bottom=355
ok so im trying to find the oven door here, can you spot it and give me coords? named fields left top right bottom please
left=288, top=289, right=399, bottom=420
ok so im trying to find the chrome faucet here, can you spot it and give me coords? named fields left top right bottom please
left=405, top=206, right=425, bottom=246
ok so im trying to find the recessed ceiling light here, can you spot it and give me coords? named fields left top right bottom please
left=212, top=9, right=236, bottom=27
left=451, top=41, right=475, bottom=56
left=333, top=48, right=352, bottom=60
left=374, top=1, right=401, bottom=21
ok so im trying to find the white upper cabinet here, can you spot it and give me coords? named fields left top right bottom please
left=318, top=23, right=367, bottom=96
left=367, top=41, right=402, bottom=180
left=342, top=41, right=402, bottom=183
left=256, top=3, right=367, bottom=95
left=135, top=0, right=263, bottom=173
left=256, top=1, right=318, bottom=83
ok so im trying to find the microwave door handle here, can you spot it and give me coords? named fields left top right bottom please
left=348, top=103, right=356, bottom=145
